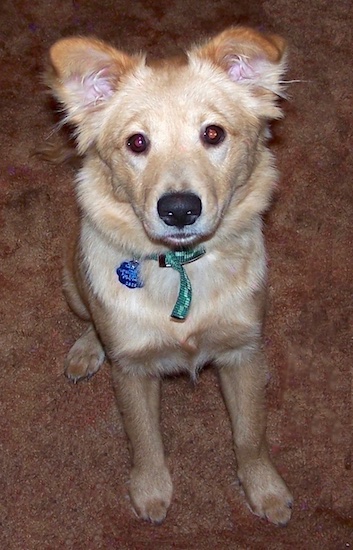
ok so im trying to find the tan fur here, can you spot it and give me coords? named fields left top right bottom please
left=47, top=27, right=293, bottom=525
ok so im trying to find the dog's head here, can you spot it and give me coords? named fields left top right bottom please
left=47, top=28, right=286, bottom=251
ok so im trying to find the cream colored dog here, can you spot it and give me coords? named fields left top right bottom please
left=47, top=27, right=293, bottom=525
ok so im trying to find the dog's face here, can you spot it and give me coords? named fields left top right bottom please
left=95, top=58, right=263, bottom=248
left=48, top=28, right=286, bottom=249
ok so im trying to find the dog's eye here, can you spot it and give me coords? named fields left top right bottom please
left=127, top=133, right=149, bottom=154
left=202, top=125, right=226, bottom=146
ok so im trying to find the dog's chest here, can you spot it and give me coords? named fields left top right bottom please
left=83, top=237, right=262, bottom=374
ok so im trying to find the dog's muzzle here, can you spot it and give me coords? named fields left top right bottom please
left=157, top=192, right=202, bottom=228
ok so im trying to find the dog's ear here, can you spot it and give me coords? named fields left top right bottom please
left=193, top=27, right=287, bottom=118
left=46, top=37, right=143, bottom=151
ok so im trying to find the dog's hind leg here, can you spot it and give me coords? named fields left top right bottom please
left=218, top=349, right=293, bottom=526
left=65, top=325, right=105, bottom=382
left=112, top=368, right=173, bottom=523
left=63, top=243, right=105, bottom=382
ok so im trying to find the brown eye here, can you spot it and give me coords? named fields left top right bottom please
left=202, top=125, right=226, bottom=146
left=127, top=133, right=149, bottom=154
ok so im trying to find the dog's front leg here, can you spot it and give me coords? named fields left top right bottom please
left=218, top=350, right=293, bottom=526
left=112, top=368, right=172, bottom=523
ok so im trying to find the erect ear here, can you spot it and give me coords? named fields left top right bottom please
left=46, top=37, right=143, bottom=150
left=192, top=27, right=287, bottom=118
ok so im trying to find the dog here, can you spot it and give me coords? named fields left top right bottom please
left=46, top=26, right=293, bottom=525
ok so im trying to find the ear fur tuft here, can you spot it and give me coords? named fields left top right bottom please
left=45, top=37, right=143, bottom=151
left=192, top=27, right=288, bottom=117
left=48, top=37, right=141, bottom=103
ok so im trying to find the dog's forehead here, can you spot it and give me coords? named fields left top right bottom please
left=144, top=54, right=196, bottom=94
left=122, top=53, right=232, bottom=113
left=106, top=53, right=253, bottom=136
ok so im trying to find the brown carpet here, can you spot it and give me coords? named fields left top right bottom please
left=1, top=0, right=352, bottom=548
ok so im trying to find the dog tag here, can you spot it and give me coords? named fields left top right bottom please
left=116, top=260, right=143, bottom=289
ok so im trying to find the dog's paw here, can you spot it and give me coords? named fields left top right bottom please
left=129, top=466, right=173, bottom=524
left=238, top=460, right=293, bottom=526
left=65, top=328, right=105, bottom=383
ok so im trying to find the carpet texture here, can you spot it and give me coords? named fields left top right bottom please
left=1, top=0, right=352, bottom=548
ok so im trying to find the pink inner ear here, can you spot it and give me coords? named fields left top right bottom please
left=67, top=68, right=115, bottom=108
left=228, top=55, right=266, bottom=83
left=228, top=56, right=257, bottom=82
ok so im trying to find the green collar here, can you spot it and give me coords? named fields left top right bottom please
left=147, top=248, right=206, bottom=320
left=116, top=247, right=206, bottom=321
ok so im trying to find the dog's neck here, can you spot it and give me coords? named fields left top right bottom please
left=116, top=247, right=206, bottom=321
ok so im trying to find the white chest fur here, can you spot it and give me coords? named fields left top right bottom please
left=80, top=222, right=266, bottom=376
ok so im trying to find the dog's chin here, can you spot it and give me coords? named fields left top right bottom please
left=151, top=230, right=206, bottom=250
left=163, top=235, right=201, bottom=249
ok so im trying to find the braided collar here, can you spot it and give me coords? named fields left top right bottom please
left=116, top=247, right=206, bottom=320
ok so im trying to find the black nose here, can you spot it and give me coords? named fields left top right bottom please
left=157, top=192, right=202, bottom=228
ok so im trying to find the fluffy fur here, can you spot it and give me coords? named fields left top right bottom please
left=47, top=27, right=293, bottom=525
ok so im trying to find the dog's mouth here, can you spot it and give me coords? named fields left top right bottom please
left=160, top=230, right=203, bottom=248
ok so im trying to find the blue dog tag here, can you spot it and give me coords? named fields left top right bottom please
left=116, top=260, right=143, bottom=289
